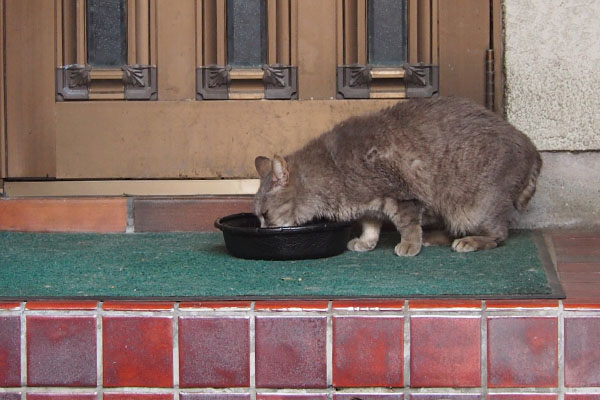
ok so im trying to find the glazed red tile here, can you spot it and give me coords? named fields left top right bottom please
left=104, top=394, right=174, bottom=400
left=0, top=302, right=20, bottom=310
left=332, top=299, right=405, bottom=311
left=487, top=317, right=558, bottom=388
left=0, top=316, right=20, bottom=387
left=562, top=282, right=600, bottom=300
left=0, top=393, right=21, bottom=400
left=179, top=301, right=252, bottom=311
left=258, top=394, right=328, bottom=400
left=558, top=262, right=600, bottom=273
left=255, top=316, right=327, bottom=388
left=563, top=301, right=600, bottom=310
left=334, top=395, right=404, bottom=400
left=179, top=394, right=250, bottom=400
left=565, top=316, right=600, bottom=387
left=26, top=300, right=98, bottom=310
left=26, top=394, right=97, bottom=400
left=103, top=316, right=173, bottom=388
left=255, top=300, right=329, bottom=312
left=486, top=300, right=559, bottom=310
left=488, top=395, right=557, bottom=400
left=102, top=301, right=175, bottom=311
left=333, top=316, right=403, bottom=387
left=179, top=316, right=250, bottom=387
left=410, top=395, right=479, bottom=400
left=410, top=316, right=481, bottom=387
left=27, top=316, right=96, bottom=387
left=409, top=299, right=482, bottom=310
left=565, top=395, right=600, bottom=400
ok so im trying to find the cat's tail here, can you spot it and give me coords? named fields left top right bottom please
left=514, top=151, right=542, bottom=211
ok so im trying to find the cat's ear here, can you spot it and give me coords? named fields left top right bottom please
left=255, top=156, right=272, bottom=179
left=271, top=155, right=289, bottom=187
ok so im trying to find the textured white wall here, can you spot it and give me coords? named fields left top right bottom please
left=504, top=0, right=600, bottom=150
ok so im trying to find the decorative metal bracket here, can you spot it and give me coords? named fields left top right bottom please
left=262, top=64, right=298, bottom=100
left=337, top=63, right=439, bottom=99
left=122, top=64, right=158, bottom=100
left=56, top=64, right=92, bottom=101
left=336, top=64, right=372, bottom=99
left=403, top=63, right=439, bottom=98
left=197, top=65, right=231, bottom=100
left=197, top=64, right=297, bottom=100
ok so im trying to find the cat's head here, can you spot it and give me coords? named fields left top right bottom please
left=254, top=155, right=298, bottom=227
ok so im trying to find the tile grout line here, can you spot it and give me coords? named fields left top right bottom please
left=482, top=301, right=488, bottom=400
left=558, top=300, right=565, bottom=400
left=404, top=300, right=411, bottom=394
left=20, top=302, right=26, bottom=400
left=20, top=302, right=26, bottom=395
left=327, top=300, right=333, bottom=390
left=97, top=301, right=103, bottom=400
left=173, top=302, right=181, bottom=399
left=250, top=301, right=256, bottom=400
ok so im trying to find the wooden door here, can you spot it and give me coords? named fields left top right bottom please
left=2, top=0, right=497, bottom=193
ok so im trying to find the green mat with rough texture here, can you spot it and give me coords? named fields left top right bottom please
left=0, top=230, right=562, bottom=299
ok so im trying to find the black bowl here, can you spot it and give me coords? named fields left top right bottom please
left=214, top=213, right=353, bottom=260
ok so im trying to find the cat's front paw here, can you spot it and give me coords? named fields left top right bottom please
left=394, top=240, right=422, bottom=257
left=347, top=238, right=377, bottom=252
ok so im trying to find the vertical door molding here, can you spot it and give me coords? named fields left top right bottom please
left=5, top=1, right=57, bottom=178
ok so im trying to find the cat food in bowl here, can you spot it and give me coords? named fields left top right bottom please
left=214, top=213, right=353, bottom=260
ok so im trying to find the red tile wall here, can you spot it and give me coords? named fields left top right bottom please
left=1, top=300, right=600, bottom=398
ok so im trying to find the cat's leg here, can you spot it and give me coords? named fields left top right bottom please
left=452, top=223, right=508, bottom=253
left=384, top=199, right=423, bottom=257
left=347, top=217, right=382, bottom=252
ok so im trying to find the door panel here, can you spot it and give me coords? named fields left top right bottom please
left=55, top=100, right=395, bottom=178
left=3, top=0, right=495, bottom=182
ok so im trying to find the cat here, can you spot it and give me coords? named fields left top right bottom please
left=253, top=96, right=541, bottom=256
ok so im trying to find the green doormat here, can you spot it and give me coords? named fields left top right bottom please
left=0, top=231, right=563, bottom=299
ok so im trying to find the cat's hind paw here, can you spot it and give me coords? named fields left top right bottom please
left=394, top=240, right=422, bottom=257
left=347, top=238, right=377, bottom=252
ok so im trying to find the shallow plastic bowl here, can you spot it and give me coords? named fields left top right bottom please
left=214, top=213, right=353, bottom=260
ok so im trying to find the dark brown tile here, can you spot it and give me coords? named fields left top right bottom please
left=553, top=235, right=600, bottom=263
left=0, top=316, right=20, bottom=387
left=565, top=316, right=600, bottom=387
left=487, top=317, right=558, bottom=388
left=27, top=316, right=97, bottom=387
left=134, top=197, right=253, bottom=232
left=255, top=316, right=327, bottom=388
left=333, top=316, right=403, bottom=387
left=179, top=316, right=250, bottom=387
left=558, top=262, right=600, bottom=273
left=103, top=316, right=173, bottom=388
left=0, top=198, right=127, bottom=232
left=562, top=282, right=600, bottom=301
left=410, top=316, right=481, bottom=387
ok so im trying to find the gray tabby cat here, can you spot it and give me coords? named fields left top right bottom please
left=254, top=96, right=541, bottom=256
